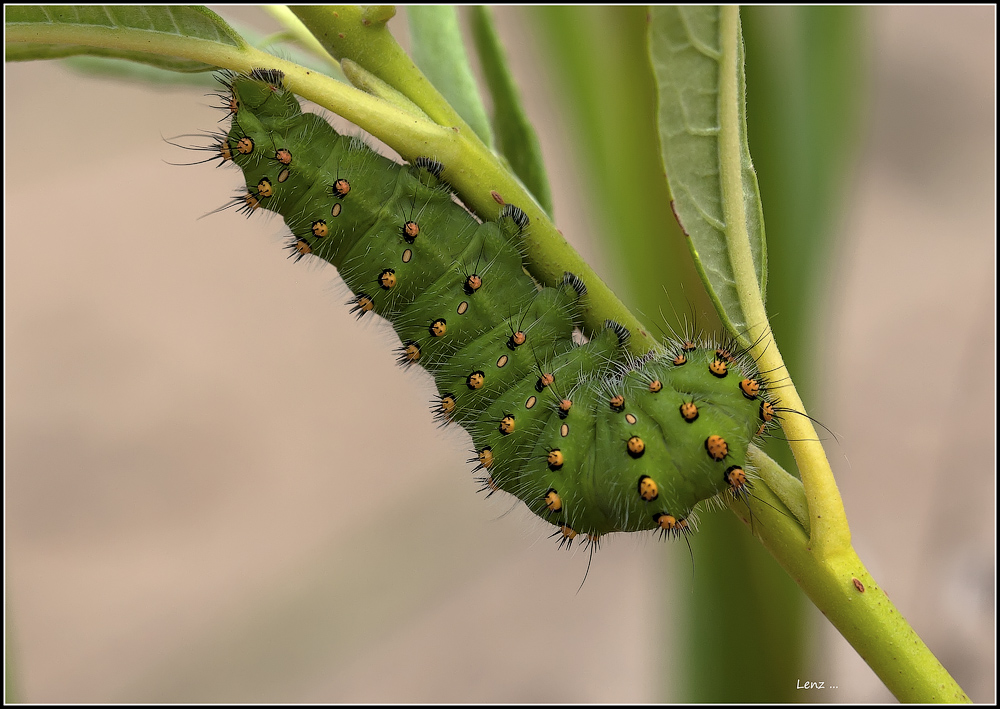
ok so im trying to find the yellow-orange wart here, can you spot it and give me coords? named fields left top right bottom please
left=724, top=465, right=748, bottom=494
left=378, top=269, right=396, bottom=289
left=351, top=293, right=374, bottom=316
left=293, top=239, right=310, bottom=255
left=709, top=358, right=728, bottom=378
left=402, top=342, right=421, bottom=363
left=403, top=220, right=419, bottom=243
left=244, top=193, right=260, bottom=211
left=560, top=525, right=577, bottom=540
left=672, top=353, right=687, bottom=366
left=705, top=434, right=729, bottom=461
left=716, top=347, right=735, bottom=362
left=547, top=449, right=564, bottom=471
left=275, top=148, right=292, bottom=165
left=649, top=379, right=663, bottom=393
left=654, top=512, right=679, bottom=533
left=536, top=373, right=555, bottom=392
left=627, top=436, right=645, bottom=459
left=609, top=394, right=626, bottom=413
left=499, top=415, right=515, bottom=435
left=637, top=475, right=659, bottom=501
left=256, top=178, right=273, bottom=197
left=508, top=330, right=527, bottom=348
left=740, top=378, right=761, bottom=399
left=679, top=401, right=699, bottom=423
left=463, top=274, right=482, bottom=294
left=236, top=136, right=254, bottom=155
left=757, top=400, right=777, bottom=436
left=558, top=399, right=572, bottom=419
left=333, top=178, right=350, bottom=197
left=439, top=394, right=456, bottom=417
left=477, top=447, right=494, bottom=469
left=466, top=371, right=485, bottom=390
left=544, top=488, right=562, bottom=512
left=429, top=318, right=447, bottom=337
left=311, top=220, right=329, bottom=238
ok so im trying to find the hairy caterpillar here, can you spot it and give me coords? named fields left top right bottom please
left=6, top=12, right=992, bottom=701
left=200, top=69, right=776, bottom=547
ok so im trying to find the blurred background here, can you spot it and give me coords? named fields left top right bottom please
left=5, top=6, right=994, bottom=702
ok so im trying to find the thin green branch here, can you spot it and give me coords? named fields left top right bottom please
left=6, top=18, right=446, bottom=167
left=730, top=459, right=970, bottom=703
left=290, top=5, right=469, bottom=130
left=261, top=4, right=342, bottom=71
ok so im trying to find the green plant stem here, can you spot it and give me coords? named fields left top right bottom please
left=261, top=5, right=341, bottom=71
left=716, top=8, right=967, bottom=700
left=716, top=8, right=849, bottom=556
left=737, top=449, right=970, bottom=703
left=290, top=6, right=466, bottom=130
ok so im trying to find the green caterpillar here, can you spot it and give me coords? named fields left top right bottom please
left=207, top=69, right=776, bottom=547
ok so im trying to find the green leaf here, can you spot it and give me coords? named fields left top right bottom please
left=407, top=6, right=493, bottom=149
left=4, top=6, right=245, bottom=53
left=648, top=6, right=768, bottom=343
left=470, top=6, right=552, bottom=217
left=5, top=5, right=251, bottom=76
left=6, top=9, right=343, bottom=89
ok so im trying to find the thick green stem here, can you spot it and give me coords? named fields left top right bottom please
left=734, top=453, right=970, bottom=703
